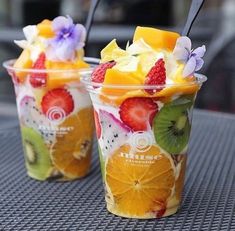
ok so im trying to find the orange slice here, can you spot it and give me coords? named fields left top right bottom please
left=133, top=26, right=180, bottom=51
left=106, top=144, right=175, bottom=218
left=13, top=49, right=32, bottom=82
left=175, top=155, right=187, bottom=200
left=37, top=19, right=55, bottom=38
left=46, top=60, right=89, bottom=89
left=166, top=155, right=187, bottom=215
left=51, top=107, right=94, bottom=179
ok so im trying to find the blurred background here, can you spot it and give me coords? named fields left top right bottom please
left=0, top=0, right=235, bottom=118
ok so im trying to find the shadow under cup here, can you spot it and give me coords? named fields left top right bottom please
left=3, top=57, right=99, bottom=181
left=82, top=74, right=207, bottom=219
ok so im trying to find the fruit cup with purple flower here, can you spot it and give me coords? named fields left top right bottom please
left=82, top=27, right=207, bottom=218
left=3, top=16, right=99, bottom=181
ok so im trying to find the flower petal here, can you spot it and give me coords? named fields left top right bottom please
left=46, top=39, right=75, bottom=61
left=192, top=45, right=206, bottom=58
left=74, top=24, right=86, bottom=49
left=183, top=56, right=197, bottom=77
left=55, top=41, right=76, bottom=61
left=173, top=47, right=190, bottom=62
left=195, top=57, right=204, bottom=71
left=175, top=36, right=192, bottom=51
left=52, top=16, right=73, bottom=32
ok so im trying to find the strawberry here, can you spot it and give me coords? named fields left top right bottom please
left=119, top=97, right=158, bottom=131
left=30, top=52, right=47, bottom=88
left=94, top=110, right=101, bottom=139
left=145, top=58, right=166, bottom=94
left=41, top=88, right=74, bottom=120
left=91, top=62, right=116, bottom=83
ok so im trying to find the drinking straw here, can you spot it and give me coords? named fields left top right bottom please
left=85, top=0, right=100, bottom=43
left=182, top=0, right=205, bottom=36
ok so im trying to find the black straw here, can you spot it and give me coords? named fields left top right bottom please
left=182, top=0, right=205, bottom=36
left=85, top=0, right=100, bottom=44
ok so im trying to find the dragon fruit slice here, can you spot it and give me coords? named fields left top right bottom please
left=19, top=96, right=56, bottom=145
left=99, top=110, right=131, bottom=157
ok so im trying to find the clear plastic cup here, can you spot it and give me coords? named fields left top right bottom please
left=3, top=57, right=99, bottom=181
left=82, top=73, right=207, bottom=218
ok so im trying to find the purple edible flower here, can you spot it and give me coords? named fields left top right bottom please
left=46, top=16, right=86, bottom=61
left=173, top=36, right=206, bottom=77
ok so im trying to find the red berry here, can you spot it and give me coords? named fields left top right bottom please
left=145, top=58, right=166, bottom=94
left=41, top=88, right=74, bottom=120
left=119, top=97, right=158, bottom=131
left=94, top=110, right=101, bottom=139
left=91, top=62, right=116, bottom=83
left=154, top=202, right=166, bottom=218
left=30, top=52, right=47, bottom=88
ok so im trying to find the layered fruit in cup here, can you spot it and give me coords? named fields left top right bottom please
left=82, top=27, right=207, bottom=218
left=3, top=16, right=99, bottom=181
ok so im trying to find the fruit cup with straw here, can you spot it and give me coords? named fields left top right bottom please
left=82, top=26, right=207, bottom=218
left=3, top=16, right=99, bottom=181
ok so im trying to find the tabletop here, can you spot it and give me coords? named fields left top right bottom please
left=0, top=109, right=234, bottom=231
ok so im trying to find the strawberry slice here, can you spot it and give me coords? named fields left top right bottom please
left=119, top=97, right=158, bottom=131
left=41, top=88, right=74, bottom=120
left=145, top=58, right=166, bottom=94
left=94, top=110, right=101, bottom=139
left=91, top=62, right=116, bottom=83
left=30, top=52, right=47, bottom=88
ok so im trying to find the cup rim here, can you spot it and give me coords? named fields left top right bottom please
left=3, top=57, right=100, bottom=74
left=81, top=73, right=207, bottom=90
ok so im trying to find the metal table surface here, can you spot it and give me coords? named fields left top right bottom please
left=0, top=109, right=234, bottom=231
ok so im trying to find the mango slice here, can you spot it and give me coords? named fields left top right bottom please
left=133, top=26, right=180, bottom=51
left=101, top=69, right=141, bottom=96
left=46, top=60, right=90, bottom=89
left=13, top=49, right=32, bottom=82
left=37, top=19, right=55, bottom=38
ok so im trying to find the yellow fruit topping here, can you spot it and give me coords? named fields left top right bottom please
left=133, top=26, right=180, bottom=51
left=101, top=39, right=124, bottom=63
left=45, top=60, right=89, bottom=88
left=101, top=69, right=141, bottom=96
left=106, top=144, right=175, bottom=218
left=13, top=49, right=32, bottom=82
left=37, top=19, right=55, bottom=38
left=51, top=108, right=94, bottom=179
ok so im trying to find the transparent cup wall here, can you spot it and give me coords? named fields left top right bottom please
left=85, top=78, right=204, bottom=219
left=4, top=59, right=98, bottom=181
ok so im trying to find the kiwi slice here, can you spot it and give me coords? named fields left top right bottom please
left=153, top=96, right=194, bottom=154
left=98, top=144, right=105, bottom=180
left=21, top=127, right=53, bottom=180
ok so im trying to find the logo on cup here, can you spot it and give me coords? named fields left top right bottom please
left=46, top=106, right=66, bottom=124
left=129, top=131, right=154, bottom=153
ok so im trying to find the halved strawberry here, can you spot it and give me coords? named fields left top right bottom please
left=145, top=58, right=166, bottom=94
left=94, top=110, right=101, bottom=139
left=91, top=62, right=116, bottom=83
left=41, top=88, right=74, bottom=120
left=30, top=52, right=47, bottom=88
left=119, top=97, right=158, bottom=131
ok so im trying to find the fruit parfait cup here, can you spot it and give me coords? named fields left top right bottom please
left=82, top=27, right=207, bottom=218
left=3, top=16, right=99, bottom=181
